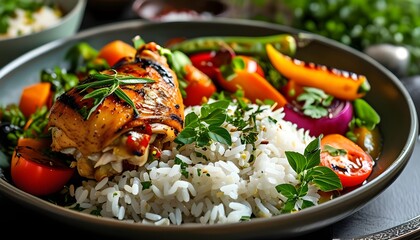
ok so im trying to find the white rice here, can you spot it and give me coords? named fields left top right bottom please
left=69, top=101, right=318, bottom=225
left=0, top=6, right=62, bottom=39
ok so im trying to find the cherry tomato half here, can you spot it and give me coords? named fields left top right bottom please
left=320, top=134, right=374, bottom=188
left=11, top=138, right=75, bottom=196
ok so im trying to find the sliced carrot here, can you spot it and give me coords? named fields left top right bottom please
left=97, top=40, right=137, bottom=66
left=216, top=70, right=288, bottom=108
left=19, top=82, right=52, bottom=118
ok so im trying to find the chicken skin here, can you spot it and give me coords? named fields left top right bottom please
left=48, top=42, right=184, bottom=180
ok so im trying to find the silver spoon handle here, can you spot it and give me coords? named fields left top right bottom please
left=351, top=216, right=420, bottom=240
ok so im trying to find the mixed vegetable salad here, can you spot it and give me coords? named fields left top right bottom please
left=0, top=33, right=381, bottom=203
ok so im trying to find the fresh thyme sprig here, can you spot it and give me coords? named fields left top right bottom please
left=276, top=137, right=342, bottom=213
left=75, top=70, right=155, bottom=120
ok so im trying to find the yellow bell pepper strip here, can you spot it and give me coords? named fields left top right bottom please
left=215, top=70, right=288, bottom=109
left=266, top=43, right=371, bottom=100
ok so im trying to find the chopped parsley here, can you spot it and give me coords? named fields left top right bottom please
left=141, top=181, right=152, bottom=190
left=174, top=156, right=189, bottom=178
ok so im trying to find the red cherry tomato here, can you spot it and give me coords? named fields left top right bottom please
left=189, top=50, right=264, bottom=80
left=182, top=64, right=217, bottom=106
left=189, top=49, right=234, bottom=79
left=320, top=134, right=374, bottom=188
left=11, top=138, right=75, bottom=196
left=189, top=51, right=268, bottom=105
left=126, top=132, right=151, bottom=156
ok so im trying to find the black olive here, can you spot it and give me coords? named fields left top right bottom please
left=400, top=75, right=420, bottom=125
left=0, top=122, right=22, bottom=149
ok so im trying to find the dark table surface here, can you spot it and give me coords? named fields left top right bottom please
left=1, top=4, right=420, bottom=240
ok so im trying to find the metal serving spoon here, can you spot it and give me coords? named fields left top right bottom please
left=346, top=214, right=420, bottom=240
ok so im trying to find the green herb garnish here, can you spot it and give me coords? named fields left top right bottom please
left=0, top=104, right=50, bottom=157
left=41, top=66, right=79, bottom=102
left=275, top=137, right=342, bottom=213
left=226, top=97, right=263, bottom=147
left=90, top=208, right=102, bottom=216
left=346, top=98, right=381, bottom=142
left=297, top=87, right=334, bottom=119
left=175, top=100, right=232, bottom=147
left=75, top=70, right=154, bottom=120
left=65, top=42, right=109, bottom=74
left=174, top=156, right=189, bottom=178
left=352, top=98, right=381, bottom=130
left=141, top=181, right=152, bottom=190
left=323, top=144, right=347, bottom=157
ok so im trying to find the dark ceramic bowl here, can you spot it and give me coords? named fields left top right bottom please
left=0, top=19, right=417, bottom=240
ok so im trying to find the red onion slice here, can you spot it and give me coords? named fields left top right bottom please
left=282, top=100, right=353, bottom=137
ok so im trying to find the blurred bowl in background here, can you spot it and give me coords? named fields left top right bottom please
left=0, top=0, right=86, bottom=68
left=132, top=0, right=228, bottom=21
left=86, top=0, right=133, bottom=18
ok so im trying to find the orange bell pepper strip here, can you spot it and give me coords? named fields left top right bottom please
left=266, top=44, right=370, bottom=101
left=215, top=70, right=288, bottom=108
left=19, top=82, right=52, bottom=118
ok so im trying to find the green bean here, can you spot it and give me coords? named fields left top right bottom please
left=169, top=34, right=297, bottom=57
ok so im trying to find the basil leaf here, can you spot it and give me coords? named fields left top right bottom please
left=201, top=109, right=227, bottom=126
left=275, top=183, right=297, bottom=198
left=184, top=112, right=199, bottom=127
left=308, top=166, right=343, bottom=191
left=208, top=125, right=232, bottom=145
left=285, top=151, right=307, bottom=174
left=301, top=199, right=315, bottom=209
left=196, top=134, right=211, bottom=147
left=174, top=127, right=197, bottom=145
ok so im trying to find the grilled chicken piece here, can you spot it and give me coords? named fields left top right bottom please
left=48, top=42, right=184, bottom=181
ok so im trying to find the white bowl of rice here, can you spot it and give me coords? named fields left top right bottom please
left=0, top=0, right=86, bottom=67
